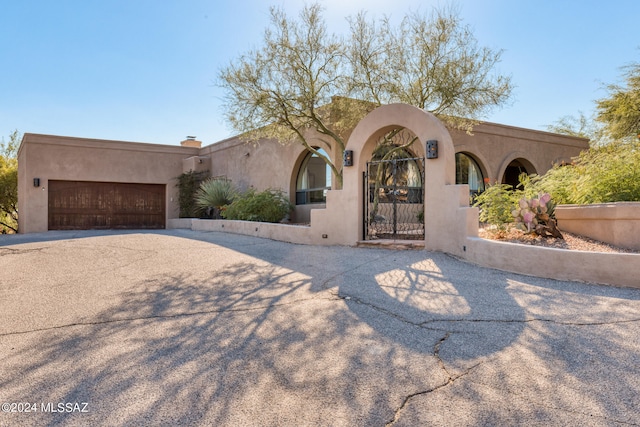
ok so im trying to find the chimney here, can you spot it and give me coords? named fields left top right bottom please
left=180, top=135, right=202, bottom=148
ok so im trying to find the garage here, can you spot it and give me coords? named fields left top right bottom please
left=48, top=180, right=166, bottom=230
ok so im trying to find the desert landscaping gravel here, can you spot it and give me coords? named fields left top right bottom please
left=479, top=227, right=639, bottom=253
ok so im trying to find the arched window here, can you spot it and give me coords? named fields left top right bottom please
left=455, top=153, right=485, bottom=197
left=296, top=149, right=332, bottom=205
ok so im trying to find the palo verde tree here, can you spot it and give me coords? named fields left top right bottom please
left=539, top=57, right=640, bottom=203
left=546, top=111, right=609, bottom=147
left=218, top=3, right=513, bottom=188
left=0, top=130, right=20, bottom=233
left=547, top=60, right=640, bottom=146
left=596, top=61, right=640, bottom=141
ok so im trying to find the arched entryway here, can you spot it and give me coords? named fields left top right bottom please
left=501, top=158, right=536, bottom=188
left=312, top=103, right=475, bottom=253
left=364, top=130, right=425, bottom=240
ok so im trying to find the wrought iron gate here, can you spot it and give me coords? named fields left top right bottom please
left=364, top=157, right=425, bottom=240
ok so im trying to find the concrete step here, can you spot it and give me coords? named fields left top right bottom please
left=356, top=239, right=425, bottom=250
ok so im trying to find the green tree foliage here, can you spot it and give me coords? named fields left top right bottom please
left=0, top=131, right=19, bottom=233
left=596, top=61, right=640, bottom=141
left=543, top=57, right=640, bottom=204
left=546, top=111, right=609, bottom=147
left=223, top=189, right=293, bottom=223
left=218, top=3, right=513, bottom=187
left=525, top=167, right=579, bottom=205
left=347, top=5, right=512, bottom=132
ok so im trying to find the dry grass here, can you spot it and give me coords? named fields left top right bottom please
left=479, top=226, right=638, bottom=254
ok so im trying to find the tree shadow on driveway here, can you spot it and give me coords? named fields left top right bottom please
left=1, top=229, right=639, bottom=426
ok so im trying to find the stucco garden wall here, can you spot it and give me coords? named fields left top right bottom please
left=167, top=218, right=639, bottom=289
left=463, top=237, right=640, bottom=289
left=556, top=203, right=640, bottom=251
left=162, top=104, right=632, bottom=290
left=170, top=218, right=316, bottom=245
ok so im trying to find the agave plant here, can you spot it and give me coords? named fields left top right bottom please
left=195, top=178, right=238, bottom=218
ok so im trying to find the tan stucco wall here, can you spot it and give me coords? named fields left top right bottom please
left=449, top=122, right=589, bottom=182
left=294, top=104, right=477, bottom=252
left=556, top=203, right=640, bottom=251
left=199, top=132, right=333, bottom=223
left=18, top=134, right=200, bottom=233
left=17, top=105, right=589, bottom=233
left=195, top=116, right=588, bottom=224
left=200, top=136, right=308, bottom=193
left=464, top=237, right=640, bottom=289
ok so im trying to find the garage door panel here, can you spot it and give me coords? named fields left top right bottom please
left=48, top=181, right=165, bottom=230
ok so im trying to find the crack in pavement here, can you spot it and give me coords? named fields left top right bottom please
left=0, top=247, right=45, bottom=256
left=385, top=332, right=484, bottom=426
left=319, top=251, right=392, bottom=291
left=332, top=293, right=640, bottom=329
left=331, top=292, right=433, bottom=329
left=332, top=293, right=640, bottom=426
left=0, top=292, right=342, bottom=338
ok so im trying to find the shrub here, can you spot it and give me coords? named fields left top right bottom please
left=0, top=130, right=19, bottom=233
left=525, top=168, right=579, bottom=206
left=534, top=140, right=640, bottom=204
left=473, top=183, right=516, bottom=230
left=573, top=140, right=640, bottom=203
left=223, top=189, right=293, bottom=223
left=176, top=170, right=210, bottom=217
left=195, top=178, right=238, bottom=218
left=474, top=176, right=563, bottom=238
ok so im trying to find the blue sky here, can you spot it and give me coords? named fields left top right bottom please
left=2, top=1, right=638, bottom=146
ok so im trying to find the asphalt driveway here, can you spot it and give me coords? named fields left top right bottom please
left=1, top=229, right=639, bottom=426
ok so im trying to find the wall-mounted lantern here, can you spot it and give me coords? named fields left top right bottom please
left=33, top=178, right=40, bottom=187
left=426, top=140, right=438, bottom=159
left=343, top=150, right=354, bottom=167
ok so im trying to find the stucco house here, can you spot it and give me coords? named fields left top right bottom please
left=17, top=103, right=588, bottom=236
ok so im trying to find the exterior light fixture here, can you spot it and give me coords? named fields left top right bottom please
left=343, top=150, right=354, bottom=167
left=426, top=140, right=438, bottom=159
left=33, top=178, right=40, bottom=187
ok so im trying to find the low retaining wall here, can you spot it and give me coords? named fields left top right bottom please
left=463, top=237, right=640, bottom=289
left=169, top=218, right=639, bottom=290
left=171, top=218, right=318, bottom=245
left=556, top=202, right=640, bottom=251
left=166, top=218, right=195, bottom=229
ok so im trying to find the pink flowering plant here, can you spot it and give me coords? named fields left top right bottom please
left=511, top=193, right=562, bottom=238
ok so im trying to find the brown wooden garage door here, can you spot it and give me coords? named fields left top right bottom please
left=48, top=181, right=166, bottom=230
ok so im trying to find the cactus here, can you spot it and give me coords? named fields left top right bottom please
left=511, top=193, right=563, bottom=238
